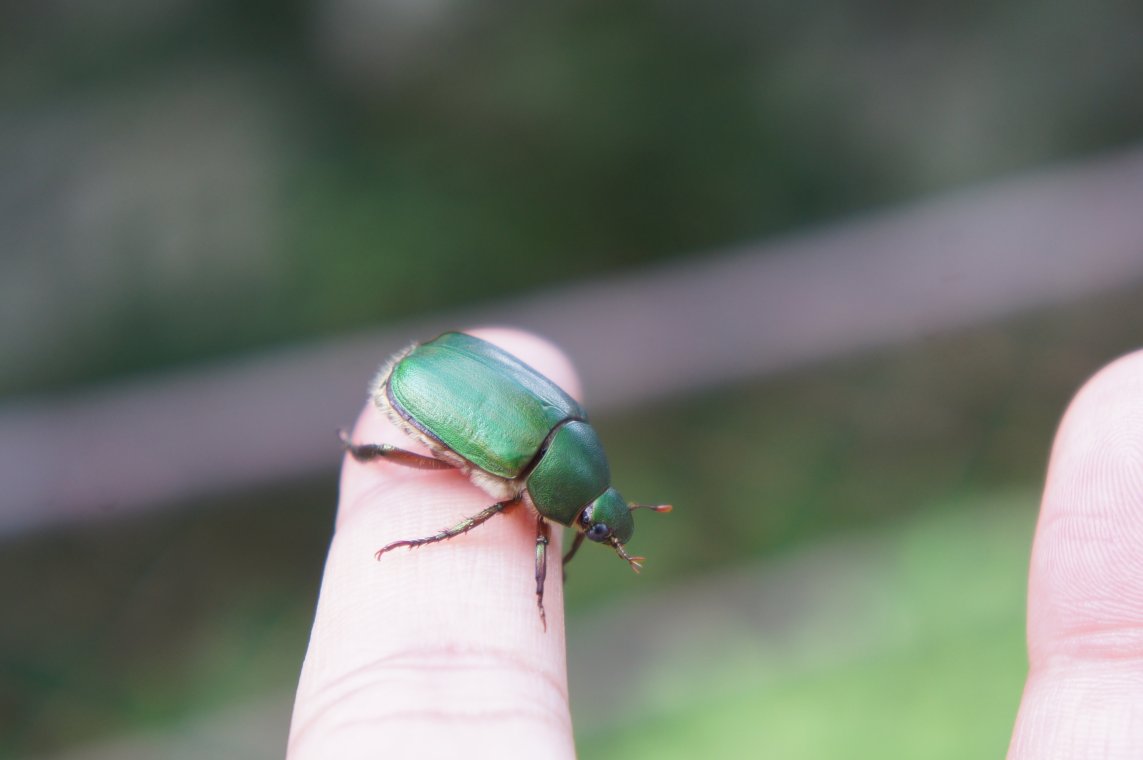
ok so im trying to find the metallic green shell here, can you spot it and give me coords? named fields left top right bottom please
left=386, top=332, right=587, bottom=479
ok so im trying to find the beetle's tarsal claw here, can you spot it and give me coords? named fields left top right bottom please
left=374, top=540, right=413, bottom=560
left=612, top=540, right=645, bottom=573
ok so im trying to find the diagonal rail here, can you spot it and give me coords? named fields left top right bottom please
left=2, top=146, right=1143, bottom=536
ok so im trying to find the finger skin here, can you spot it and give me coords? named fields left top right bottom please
left=1009, top=349, right=1143, bottom=758
left=289, top=328, right=579, bottom=759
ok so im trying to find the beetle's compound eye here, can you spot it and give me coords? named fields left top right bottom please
left=586, top=522, right=612, bottom=542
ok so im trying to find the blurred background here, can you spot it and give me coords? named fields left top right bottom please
left=2, top=1, right=1143, bottom=757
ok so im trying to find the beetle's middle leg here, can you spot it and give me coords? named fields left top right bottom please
left=340, top=430, right=455, bottom=470
left=375, top=497, right=519, bottom=559
left=535, top=516, right=552, bottom=630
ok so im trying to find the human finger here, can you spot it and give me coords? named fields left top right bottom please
left=288, top=328, right=579, bottom=759
left=1009, top=349, right=1143, bottom=758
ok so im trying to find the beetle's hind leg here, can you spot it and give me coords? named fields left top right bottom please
left=339, top=430, right=456, bottom=470
left=375, top=497, right=519, bottom=559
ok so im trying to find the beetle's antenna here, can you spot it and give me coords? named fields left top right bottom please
left=629, top=503, right=673, bottom=514
left=611, top=539, right=645, bottom=573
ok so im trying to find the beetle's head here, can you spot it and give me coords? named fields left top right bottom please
left=579, top=488, right=634, bottom=545
left=577, top=488, right=672, bottom=571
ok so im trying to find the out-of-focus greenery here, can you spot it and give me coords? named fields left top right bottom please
left=577, top=498, right=1032, bottom=759
left=3, top=1, right=1143, bottom=756
left=3, top=0, right=1142, bottom=394
left=4, top=285, right=1142, bottom=757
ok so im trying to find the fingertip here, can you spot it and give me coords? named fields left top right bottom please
left=333, top=325, right=576, bottom=625
left=1029, top=348, right=1143, bottom=662
left=1010, top=348, right=1143, bottom=757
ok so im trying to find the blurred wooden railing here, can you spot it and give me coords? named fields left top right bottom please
left=2, top=145, right=1143, bottom=536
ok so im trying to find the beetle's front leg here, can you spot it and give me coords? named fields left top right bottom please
left=561, top=532, right=585, bottom=573
left=339, top=430, right=456, bottom=470
left=535, top=516, right=551, bottom=630
left=375, top=498, right=519, bottom=559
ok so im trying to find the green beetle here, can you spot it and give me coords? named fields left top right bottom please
left=341, top=331, right=670, bottom=626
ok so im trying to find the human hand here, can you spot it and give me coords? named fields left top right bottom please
left=1009, top=349, right=1143, bottom=757
left=288, top=328, right=577, bottom=759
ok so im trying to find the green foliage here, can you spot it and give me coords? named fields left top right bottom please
left=577, top=499, right=1033, bottom=759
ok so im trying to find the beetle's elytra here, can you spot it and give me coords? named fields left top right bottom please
left=341, top=331, right=671, bottom=627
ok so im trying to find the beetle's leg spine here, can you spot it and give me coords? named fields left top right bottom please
left=374, top=498, right=518, bottom=559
